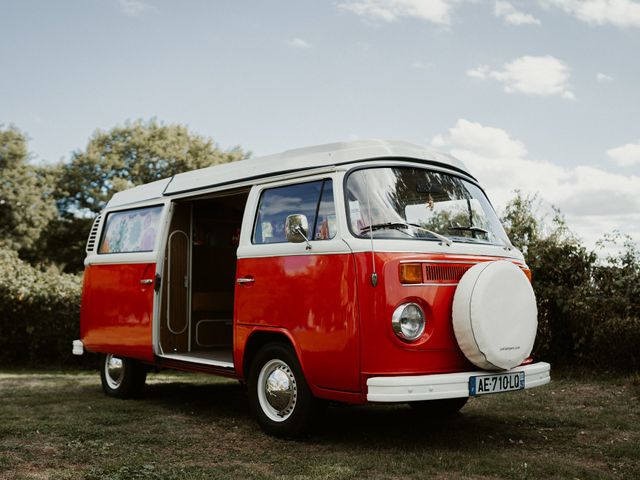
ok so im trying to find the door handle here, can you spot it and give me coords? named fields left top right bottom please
left=236, top=277, right=255, bottom=285
left=140, top=279, right=153, bottom=285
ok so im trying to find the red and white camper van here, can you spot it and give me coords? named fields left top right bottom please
left=74, top=140, right=550, bottom=436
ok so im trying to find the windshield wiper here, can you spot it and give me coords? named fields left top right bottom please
left=407, top=223, right=453, bottom=246
left=447, top=225, right=491, bottom=235
left=360, top=222, right=413, bottom=235
left=448, top=225, right=515, bottom=250
left=360, top=222, right=452, bottom=246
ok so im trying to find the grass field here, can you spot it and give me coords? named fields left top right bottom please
left=0, top=369, right=638, bottom=480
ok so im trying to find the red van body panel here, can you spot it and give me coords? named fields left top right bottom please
left=79, top=251, right=529, bottom=403
left=353, top=252, right=527, bottom=379
left=80, top=263, right=156, bottom=362
left=234, top=253, right=360, bottom=393
left=233, top=324, right=363, bottom=403
left=355, top=252, right=475, bottom=379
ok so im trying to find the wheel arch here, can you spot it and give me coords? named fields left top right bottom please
left=241, top=328, right=305, bottom=381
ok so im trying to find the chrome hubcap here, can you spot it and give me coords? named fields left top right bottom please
left=257, top=359, right=297, bottom=422
left=105, top=354, right=124, bottom=389
left=266, top=367, right=294, bottom=411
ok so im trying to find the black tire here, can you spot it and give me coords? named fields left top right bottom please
left=247, top=343, right=321, bottom=438
left=99, top=353, right=147, bottom=399
left=409, top=397, right=468, bottom=417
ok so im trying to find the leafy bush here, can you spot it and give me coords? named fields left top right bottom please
left=587, top=236, right=640, bottom=371
left=503, top=193, right=640, bottom=372
left=0, top=248, right=84, bottom=366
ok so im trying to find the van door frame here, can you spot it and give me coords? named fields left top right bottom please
left=153, top=200, right=178, bottom=356
left=153, top=188, right=252, bottom=364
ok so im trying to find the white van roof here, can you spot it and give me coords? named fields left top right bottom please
left=107, top=140, right=471, bottom=208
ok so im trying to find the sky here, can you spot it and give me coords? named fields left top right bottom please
left=1, top=0, right=639, bottom=249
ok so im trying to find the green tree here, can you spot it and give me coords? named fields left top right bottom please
left=58, top=119, right=248, bottom=215
left=50, top=119, right=248, bottom=272
left=500, top=190, right=541, bottom=254
left=501, top=192, right=596, bottom=362
left=0, top=125, right=57, bottom=254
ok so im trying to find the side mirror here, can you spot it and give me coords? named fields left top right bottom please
left=285, top=214, right=310, bottom=244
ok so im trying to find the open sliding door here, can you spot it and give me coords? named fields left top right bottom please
left=160, top=203, right=191, bottom=353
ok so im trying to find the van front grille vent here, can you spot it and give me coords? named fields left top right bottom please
left=85, top=214, right=103, bottom=253
left=423, top=264, right=472, bottom=283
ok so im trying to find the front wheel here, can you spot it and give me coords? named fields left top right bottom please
left=100, top=354, right=147, bottom=399
left=248, top=343, right=321, bottom=438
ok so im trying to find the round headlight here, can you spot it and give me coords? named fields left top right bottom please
left=392, top=303, right=426, bottom=342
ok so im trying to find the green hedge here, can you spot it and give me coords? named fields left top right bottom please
left=525, top=235, right=640, bottom=372
left=0, top=248, right=84, bottom=366
left=522, top=237, right=640, bottom=372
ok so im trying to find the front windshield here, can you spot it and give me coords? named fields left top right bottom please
left=345, top=167, right=510, bottom=246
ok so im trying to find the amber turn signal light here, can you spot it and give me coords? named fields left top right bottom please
left=399, top=263, right=423, bottom=284
left=521, top=267, right=532, bottom=283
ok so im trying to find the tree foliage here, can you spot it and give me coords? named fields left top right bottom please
left=0, top=125, right=58, bottom=253
left=57, top=119, right=248, bottom=215
left=500, top=191, right=542, bottom=254
left=502, top=192, right=639, bottom=370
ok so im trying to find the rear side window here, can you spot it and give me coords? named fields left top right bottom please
left=99, top=206, right=163, bottom=254
left=253, top=179, right=336, bottom=244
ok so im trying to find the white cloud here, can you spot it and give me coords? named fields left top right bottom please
left=540, top=0, right=640, bottom=28
left=287, top=38, right=312, bottom=49
left=466, top=65, right=490, bottom=79
left=607, top=141, right=640, bottom=166
left=495, top=1, right=541, bottom=25
left=436, top=119, right=528, bottom=159
left=467, top=55, right=575, bottom=99
left=337, top=0, right=460, bottom=25
left=431, top=119, right=640, bottom=247
left=596, top=72, right=614, bottom=82
left=118, top=0, right=153, bottom=16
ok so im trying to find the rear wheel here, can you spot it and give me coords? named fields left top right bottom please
left=100, top=354, right=147, bottom=398
left=248, top=343, right=320, bottom=438
left=409, top=397, right=468, bottom=417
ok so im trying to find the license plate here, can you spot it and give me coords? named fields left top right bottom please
left=469, top=371, right=525, bottom=396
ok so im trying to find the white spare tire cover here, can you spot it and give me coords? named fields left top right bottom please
left=452, top=260, right=537, bottom=370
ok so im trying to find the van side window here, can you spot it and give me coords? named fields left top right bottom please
left=98, top=205, right=163, bottom=254
left=253, top=180, right=336, bottom=244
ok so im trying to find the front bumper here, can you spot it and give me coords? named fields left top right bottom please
left=367, top=361, right=550, bottom=402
